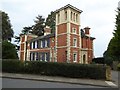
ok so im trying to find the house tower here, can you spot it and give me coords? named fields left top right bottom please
left=55, top=4, right=82, bottom=63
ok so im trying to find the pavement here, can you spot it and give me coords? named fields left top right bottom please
left=0, top=72, right=119, bottom=88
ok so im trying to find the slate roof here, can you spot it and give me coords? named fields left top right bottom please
left=81, top=29, right=95, bottom=40
left=27, top=33, right=55, bottom=43
left=55, top=4, right=83, bottom=13
left=27, top=29, right=95, bottom=43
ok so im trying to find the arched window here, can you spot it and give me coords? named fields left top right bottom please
left=76, top=14, right=78, bottom=22
left=73, top=13, right=75, bottom=21
left=58, top=14, right=60, bottom=23
left=83, top=54, right=86, bottom=64
left=71, top=12, right=73, bottom=20
left=65, top=11, right=67, bottom=20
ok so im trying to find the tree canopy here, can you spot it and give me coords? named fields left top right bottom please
left=45, top=11, right=56, bottom=33
left=32, top=15, right=45, bottom=36
left=2, top=40, right=18, bottom=59
left=2, top=11, right=18, bottom=59
left=104, top=8, right=120, bottom=63
left=2, top=11, right=14, bottom=41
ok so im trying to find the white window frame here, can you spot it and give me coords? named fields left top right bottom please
left=72, top=28, right=77, bottom=34
left=34, top=53, right=37, bottom=61
left=73, top=53, right=77, bottom=62
left=40, top=40, right=43, bottom=48
left=31, top=42, right=33, bottom=49
left=73, top=38, right=77, bottom=47
left=44, top=53, right=47, bottom=62
left=31, top=53, right=33, bottom=61
left=45, top=40, right=47, bottom=47
left=35, top=41, right=37, bottom=48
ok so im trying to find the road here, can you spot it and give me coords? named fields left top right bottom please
left=2, top=78, right=105, bottom=88
left=111, top=70, right=119, bottom=85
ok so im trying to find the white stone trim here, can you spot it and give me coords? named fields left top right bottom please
left=26, top=50, right=30, bottom=61
left=81, top=51, right=88, bottom=64
left=29, top=48, right=51, bottom=51
left=57, top=46, right=68, bottom=48
left=23, top=35, right=27, bottom=61
left=55, top=24, right=58, bottom=62
left=57, top=33, right=67, bottom=36
left=67, top=22, right=71, bottom=63
left=79, top=25, right=81, bottom=63
left=73, top=52, right=77, bottom=63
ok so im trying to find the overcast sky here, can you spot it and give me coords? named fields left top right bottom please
left=1, top=0, right=119, bottom=57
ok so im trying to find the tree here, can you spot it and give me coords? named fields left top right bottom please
left=112, top=8, right=120, bottom=61
left=2, top=40, right=18, bottom=59
left=32, top=15, right=45, bottom=36
left=2, top=11, right=14, bottom=41
left=45, top=11, right=56, bottom=33
left=104, top=8, right=120, bottom=62
left=21, top=26, right=33, bottom=35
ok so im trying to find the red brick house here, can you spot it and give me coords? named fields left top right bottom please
left=19, top=4, right=95, bottom=64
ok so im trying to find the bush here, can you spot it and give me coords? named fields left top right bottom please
left=2, top=60, right=108, bottom=80
left=2, top=41, right=18, bottom=59
left=2, top=60, right=23, bottom=73
left=117, top=63, right=120, bottom=71
left=92, top=57, right=105, bottom=64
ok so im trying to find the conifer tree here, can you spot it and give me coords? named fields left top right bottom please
left=104, top=8, right=120, bottom=62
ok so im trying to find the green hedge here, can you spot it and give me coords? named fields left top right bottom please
left=117, top=63, right=120, bottom=71
left=2, top=60, right=108, bottom=80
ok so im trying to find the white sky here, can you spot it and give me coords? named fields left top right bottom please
left=1, top=0, right=119, bottom=57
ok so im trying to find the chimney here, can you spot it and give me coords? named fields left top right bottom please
left=84, top=27, right=90, bottom=36
left=44, top=26, right=51, bottom=36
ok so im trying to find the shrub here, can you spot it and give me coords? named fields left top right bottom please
left=117, top=63, right=120, bottom=71
left=2, top=60, right=108, bottom=80
left=2, top=60, right=23, bottom=73
left=92, top=57, right=105, bottom=64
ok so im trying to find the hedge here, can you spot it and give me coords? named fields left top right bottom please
left=117, top=63, right=120, bottom=71
left=2, top=60, right=110, bottom=80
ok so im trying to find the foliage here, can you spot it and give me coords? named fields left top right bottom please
left=117, top=63, right=120, bottom=71
left=2, top=41, right=18, bottom=59
left=92, top=57, right=105, bottom=64
left=32, top=15, right=45, bottom=36
left=21, top=26, right=33, bottom=35
left=2, top=59, right=23, bottom=73
left=45, top=11, right=56, bottom=33
left=104, top=8, right=120, bottom=63
left=2, top=60, right=108, bottom=80
left=2, top=11, right=14, bottom=41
